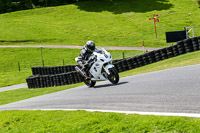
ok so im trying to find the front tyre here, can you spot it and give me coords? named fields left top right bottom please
left=83, top=78, right=96, bottom=87
left=108, top=67, right=119, bottom=84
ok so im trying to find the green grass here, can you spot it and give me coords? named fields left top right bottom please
left=0, top=71, right=32, bottom=88
left=0, top=110, right=200, bottom=132
left=0, top=0, right=199, bottom=47
left=0, top=47, right=143, bottom=87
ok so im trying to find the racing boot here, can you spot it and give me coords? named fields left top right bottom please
left=75, top=66, right=90, bottom=79
left=82, top=67, right=90, bottom=79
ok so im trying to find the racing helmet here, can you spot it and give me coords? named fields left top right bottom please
left=86, top=40, right=95, bottom=52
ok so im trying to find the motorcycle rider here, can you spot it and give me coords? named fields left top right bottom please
left=77, top=40, right=96, bottom=76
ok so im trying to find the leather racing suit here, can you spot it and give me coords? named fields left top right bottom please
left=76, top=44, right=93, bottom=74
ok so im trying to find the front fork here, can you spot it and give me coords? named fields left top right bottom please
left=103, top=64, right=114, bottom=76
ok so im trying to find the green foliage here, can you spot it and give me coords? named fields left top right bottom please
left=0, top=0, right=34, bottom=14
left=18, top=0, right=33, bottom=10
left=0, top=110, right=200, bottom=132
left=32, top=0, right=75, bottom=7
left=0, top=0, right=12, bottom=13
left=0, top=0, right=77, bottom=14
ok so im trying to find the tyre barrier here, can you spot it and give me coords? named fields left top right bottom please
left=31, top=65, right=77, bottom=75
left=26, top=36, right=200, bottom=88
left=26, top=71, right=84, bottom=88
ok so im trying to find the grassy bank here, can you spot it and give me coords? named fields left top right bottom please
left=0, top=110, right=200, bottom=132
left=0, top=47, right=143, bottom=87
left=0, top=0, right=199, bottom=47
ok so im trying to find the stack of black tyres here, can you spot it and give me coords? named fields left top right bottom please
left=192, top=37, right=199, bottom=51
left=177, top=41, right=186, bottom=55
left=166, top=46, right=174, bottom=58
left=160, top=48, right=168, bottom=60
left=137, top=55, right=145, bottom=67
left=183, top=39, right=194, bottom=53
left=132, top=56, right=140, bottom=68
left=26, top=36, right=200, bottom=89
left=154, top=50, right=162, bottom=62
left=172, top=45, right=179, bottom=56
left=114, top=59, right=124, bottom=73
left=31, top=65, right=76, bottom=75
left=146, top=51, right=156, bottom=64
left=126, top=57, right=135, bottom=70
left=142, top=53, right=150, bottom=65
left=27, top=65, right=83, bottom=88
left=112, top=36, right=200, bottom=74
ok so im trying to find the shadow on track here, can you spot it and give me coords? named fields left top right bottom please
left=93, top=81, right=129, bottom=89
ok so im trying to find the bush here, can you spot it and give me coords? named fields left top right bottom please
left=35, top=0, right=77, bottom=7
left=0, top=0, right=34, bottom=13
left=0, top=0, right=12, bottom=13
left=0, top=0, right=78, bottom=14
left=18, top=0, right=34, bottom=10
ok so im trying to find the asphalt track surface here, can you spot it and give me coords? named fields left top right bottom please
left=0, top=65, right=200, bottom=116
left=0, top=83, right=27, bottom=92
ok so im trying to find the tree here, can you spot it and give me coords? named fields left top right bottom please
left=0, top=0, right=12, bottom=13
left=19, top=0, right=33, bottom=10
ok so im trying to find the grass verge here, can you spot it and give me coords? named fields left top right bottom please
left=0, top=71, right=32, bottom=88
left=0, top=110, right=200, bottom=132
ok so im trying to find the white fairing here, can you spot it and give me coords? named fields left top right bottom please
left=88, top=47, right=114, bottom=81
left=75, top=57, right=78, bottom=62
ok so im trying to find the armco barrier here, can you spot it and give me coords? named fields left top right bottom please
left=26, top=36, right=200, bottom=88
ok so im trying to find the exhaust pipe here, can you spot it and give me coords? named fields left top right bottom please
left=75, top=66, right=91, bottom=79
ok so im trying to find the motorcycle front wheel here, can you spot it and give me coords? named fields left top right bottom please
left=83, top=78, right=96, bottom=87
left=108, top=67, right=119, bottom=84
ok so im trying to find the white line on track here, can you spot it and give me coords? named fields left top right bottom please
left=29, top=109, right=200, bottom=118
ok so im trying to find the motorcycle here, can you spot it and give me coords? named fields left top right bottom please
left=75, top=47, right=119, bottom=87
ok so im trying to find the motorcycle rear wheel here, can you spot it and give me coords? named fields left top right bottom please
left=83, top=78, right=96, bottom=87
left=108, top=67, right=119, bottom=84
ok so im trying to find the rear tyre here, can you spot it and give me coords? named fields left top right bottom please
left=83, top=78, right=96, bottom=87
left=108, top=67, right=119, bottom=84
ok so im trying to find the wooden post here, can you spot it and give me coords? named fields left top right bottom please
left=143, top=41, right=145, bottom=53
left=42, top=60, right=44, bottom=67
left=122, top=52, right=125, bottom=59
left=18, top=61, right=21, bottom=71
left=41, top=47, right=44, bottom=67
